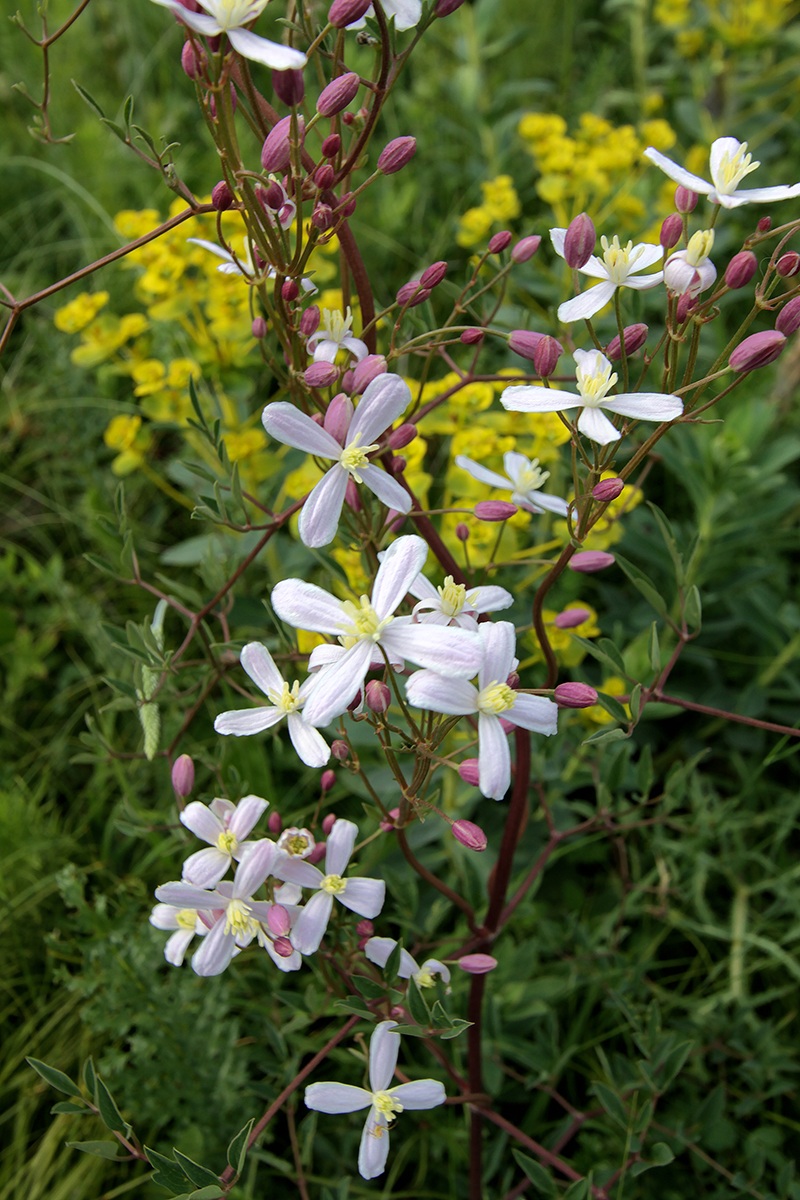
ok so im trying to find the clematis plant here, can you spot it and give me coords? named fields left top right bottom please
left=149, top=0, right=307, bottom=69
left=180, top=793, right=270, bottom=886
left=347, top=0, right=422, bottom=32
left=644, top=135, right=800, bottom=208
left=306, top=307, right=368, bottom=364
left=551, top=228, right=664, bottom=322
left=664, top=230, right=717, bottom=296
left=455, top=451, right=569, bottom=517
left=364, top=936, right=451, bottom=989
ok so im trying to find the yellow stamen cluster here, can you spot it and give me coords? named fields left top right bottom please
left=217, top=829, right=239, bottom=855
left=339, top=596, right=391, bottom=646
left=477, top=682, right=517, bottom=715
left=320, top=874, right=347, bottom=895
left=340, top=434, right=380, bottom=483
left=176, top=909, right=198, bottom=931
left=685, top=229, right=714, bottom=265
left=268, top=680, right=302, bottom=713
left=225, top=898, right=255, bottom=937
left=576, top=359, right=618, bottom=407
left=372, top=1091, right=404, bottom=1121
left=437, top=577, right=467, bottom=617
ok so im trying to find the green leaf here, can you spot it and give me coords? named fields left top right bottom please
left=351, top=974, right=386, bottom=1000
left=511, top=1150, right=557, bottom=1194
left=683, top=584, right=702, bottom=631
left=647, top=503, right=685, bottom=585
left=590, top=1082, right=628, bottom=1128
left=173, top=1151, right=220, bottom=1189
left=562, top=1179, right=590, bottom=1200
left=226, top=1118, right=254, bottom=1177
left=629, top=683, right=643, bottom=722
left=50, top=1100, right=91, bottom=1115
left=571, top=635, right=626, bottom=674
left=332, top=997, right=373, bottom=1019
left=440, top=1019, right=472, bottom=1040
left=596, top=691, right=629, bottom=723
left=187, top=1189, right=224, bottom=1200
left=100, top=117, right=128, bottom=142
left=67, top=1140, right=127, bottom=1161
left=83, top=1058, right=96, bottom=1096
left=71, top=80, right=105, bottom=116
left=648, top=622, right=661, bottom=673
left=384, top=941, right=404, bottom=981
left=95, top=1077, right=131, bottom=1136
left=123, top=94, right=135, bottom=128
left=614, top=553, right=670, bottom=616
left=132, top=124, right=158, bottom=156
left=406, top=979, right=432, bottom=1027
left=657, top=1040, right=694, bottom=1087
left=582, top=727, right=628, bottom=746
left=630, top=1142, right=675, bottom=1175
left=146, top=1146, right=190, bottom=1193
left=26, top=1058, right=83, bottom=1098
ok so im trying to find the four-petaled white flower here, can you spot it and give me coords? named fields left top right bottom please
left=262, top=375, right=412, bottom=548
left=305, top=1020, right=446, bottom=1180
left=551, top=228, right=664, bottom=323
left=663, top=229, right=717, bottom=296
left=188, top=237, right=317, bottom=292
left=644, top=136, right=800, bottom=209
left=347, top=0, right=422, bottom=32
left=455, top=452, right=570, bottom=518
left=180, top=794, right=270, bottom=887
left=365, top=936, right=450, bottom=989
left=500, top=348, right=683, bottom=447
left=306, top=307, right=368, bottom=363
left=406, top=621, right=558, bottom=801
left=150, top=0, right=307, bottom=70
left=271, top=535, right=484, bottom=727
left=408, top=570, right=513, bottom=630
left=149, top=902, right=211, bottom=966
left=214, top=643, right=330, bottom=767
left=274, top=819, right=385, bottom=954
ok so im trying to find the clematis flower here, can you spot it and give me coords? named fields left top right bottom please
left=149, top=0, right=307, bottom=69
left=180, top=794, right=270, bottom=887
left=214, top=643, right=330, bottom=767
left=644, top=136, right=800, bottom=209
left=551, top=229, right=663, bottom=322
left=347, top=0, right=421, bottom=30
left=365, top=936, right=450, bottom=988
left=271, top=535, right=484, bottom=726
left=261, top=375, right=412, bottom=547
left=455, top=452, right=569, bottom=518
left=500, top=348, right=683, bottom=447
left=149, top=902, right=212, bottom=966
left=274, top=818, right=385, bottom=954
left=408, top=571, right=513, bottom=630
left=663, top=230, right=717, bottom=296
left=188, top=236, right=316, bottom=292
left=305, top=1020, right=446, bottom=1180
left=306, top=307, right=368, bottom=363
left=406, top=621, right=558, bottom=801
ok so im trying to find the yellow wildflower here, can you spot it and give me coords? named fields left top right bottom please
left=54, top=291, right=109, bottom=334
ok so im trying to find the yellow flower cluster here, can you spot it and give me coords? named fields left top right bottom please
left=654, top=0, right=793, bottom=52
left=457, top=175, right=521, bottom=249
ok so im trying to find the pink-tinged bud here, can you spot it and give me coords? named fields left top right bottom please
left=317, top=72, right=360, bottom=118
left=331, top=739, right=349, bottom=761
left=258, top=179, right=285, bottom=211
left=675, top=292, right=697, bottom=323
left=322, top=813, right=337, bottom=835
left=508, top=329, right=545, bottom=361
left=273, top=936, right=294, bottom=958
left=435, top=0, right=466, bottom=13
left=323, top=392, right=354, bottom=444
left=776, top=296, right=800, bottom=336
left=563, top=212, right=596, bottom=268
left=341, top=369, right=355, bottom=393
left=452, top=818, right=488, bottom=852
left=312, top=203, right=334, bottom=231
left=268, top=810, right=283, bottom=834
left=729, top=330, right=787, bottom=373
left=337, top=191, right=357, bottom=219
left=353, top=354, right=387, bottom=393
left=260, top=115, right=304, bottom=174
left=533, top=334, right=563, bottom=378
left=511, top=234, right=542, bottom=263
left=345, top=478, right=361, bottom=511
left=457, top=953, right=498, bottom=974
left=776, top=251, right=800, bottom=278
left=300, top=305, right=320, bottom=336
left=311, top=413, right=324, bottom=426
left=724, top=250, right=758, bottom=289
left=356, top=919, right=374, bottom=937
left=456, top=523, right=470, bottom=542
left=458, top=758, right=480, bottom=786
left=321, top=769, right=336, bottom=793
left=397, top=281, right=431, bottom=307
left=387, top=422, right=416, bottom=450
left=554, top=607, right=590, bottom=629
left=251, top=316, right=268, bottom=338
left=460, top=327, right=484, bottom=345
left=675, top=185, right=698, bottom=214
left=592, top=477, right=624, bottom=502
left=499, top=717, right=515, bottom=735
left=365, top=679, right=391, bottom=713
left=208, top=85, right=237, bottom=119
left=181, top=39, right=205, bottom=80
left=488, top=230, right=512, bottom=254
left=420, top=260, right=448, bottom=288
left=171, top=754, right=194, bottom=797
left=569, top=550, right=616, bottom=573
left=389, top=456, right=406, bottom=475
left=660, top=213, right=683, bottom=251
left=322, top=133, right=342, bottom=159
left=272, top=67, right=304, bottom=107
left=378, top=136, right=417, bottom=175
left=606, top=323, right=648, bottom=361
left=757, top=216, right=772, bottom=233
left=314, top=163, right=336, bottom=190
left=379, top=807, right=401, bottom=832
left=474, top=500, right=517, bottom=521
left=281, top=279, right=299, bottom=303
left=308, top=841, right=327, bottom=864
left=554, top=681, right=599, bottom=708
left=266, top=904, right=291, bottom=936
left=329, top=0, right=372, bottom=26
left=304, top=361, right=338, bottom=388
left=506, top=671, right=520, bottom=690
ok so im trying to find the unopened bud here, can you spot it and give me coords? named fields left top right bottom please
left=474, top=500, right=517, bottom=521
left=171, top=754, right=195, bottom=797
left=312, top=203, right=334, bottom=231
left=776, top=296, right=800, bottom=336
left=511, top=234, right=542, bottom=263
left=251, top=316, right=268, bottom=338
left=258, top=179, right=285, bottom=211
left=457, top=953, right=498, bottom=974
left=568, top=550, right=615, bottom=573
left=724, top=250, right=758, bottom=289
left=660, top=213, right=683, bottom=250
left=337, top=191, right=357, bottom=219
left=563, top=212, right=596, bottom=268
left=506, top=671, right=520, bottom=690
left=458, top=758, right=480, bottom=786
left=329, top=0, right=372, bottom=26
left=675, top=292, right=697, bottom=323
left=353, top=354, right=387, bottom=393
left=324, top=392, right=354, bottom=443
left=420, top=260, right=448, bottom=288
left=379, top=807, right=401, bottom=831
left=592, top=477, right=624, bottom=502
left=387, top=422, right=416, bottom=450
left=606, top=323, right=648, bottom=361
left=307, top=841, right=326, bottom=864
left=261, top=115, right=304, bottom=174
left=377, top=136, right=417, bottom=175
left=322, top=813, right=337, bottom=834
left=273, top=935, right=294, bottom=958
left=321, top=769, right=336, bottom=793
left=345, top=478, right=361, bottom=511
left=455, top=523, right=470, bottom=542
left=321, top=133, right=342, bottom=159
left=272, top=67, right=304, bottom=107
left=317, top=72, right=360, bottom=117
left=452, top=818, right=487, bottom=851
left=268, top=810, right=283, bottom=834
left=266, top=904, right=291, bottom=936
left=331, top=739, right=349, bottom=761
left=554, top=607, right=590, bottom=629
left=180, top=40, right=204, bottom=80
left=396, top=280, right=430, bottom=307
left=314, top=163, right=335, bottom=190
left=356, top=919, right=374, bottom=937
left=300, top=305, right=320, bottom=336
left=776, top=251, right=800, bottom=278
left=281, top=279, right=299, bottom=303
left=757, top=216, right=772, bottom=233
left=554, top=681, right=599, bottom=708
left=435, top=0, right=466, bottom=12
left=674, top=185, right=698, bottom=214
left=365, top=679, right=391, bottom=713
left=508, top=329, right=544, bottom=361
left=304, top=361, right=338, bottom=388
left=488, top=230, right=512, bottom=254
left=460, top=327, right=484, bottom=345
left=533, top=334, right=563, bottom=378
left=729, top=330, right=786, bottom=373
left=389, top=457, right=406, bottom=475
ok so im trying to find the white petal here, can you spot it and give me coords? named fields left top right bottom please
left=359, top=464, right=412, bottom=513
left=419, top=957, right=451, bottom=985
left=150, top=903, right=180, bottom=932
left=263, top=940, right=302, bottom=971
left=390, top=1080, right=447, bottom=1110
left=273, top=856, right=323, bottom=888
left=466, top=585, right=514, bottom=614
left=625, top=271, right=664, bottom=290
left=500, top=385, right=580, bottom=413
left=214, top=707, right=285, bottom=736
left=557, top=280, right=617, bottom=323
left=271, top=579, right=345, bottom=635
left=604, top=392, right=683, bottom=422
left=298, top=467, right=349, bottom=548
left=240, top=642, right=283, bottom=695
left=549, top=227, right=567, bottom=257
left=301, top=640, right=374, bottom=726
left=630, top=242, right=664, bottom=272
left=643, top=147, right=712, bottom=194
left=478, top=713, right=512, bottom=800
left=708, top=137, right=744, bottom=191
left=478, top=621, right=516, bottom=690
left=229, top=794, right=269, bottom=839
left=232, top=839, right=277, bottom=898
left=364, top=937, right=418, bottom=978
left=406, top=670, right=478, bottom=715
left=325, top=818, right=357, bottom=875
left=149, top=0, right=222, bottom=35
left=287, top=712, right=330, bottom=767
left=186, top=237, right=235, bottom=263
left=182, top=847, right=229, bottom=888
left=518, top=491, right=569, bottom=517
left=191, top=921, right=235, bottom=976
left=454, top=455, right=511, bottom=491
left=369, top=1021, right=400, bottom=1091
left=180, top=801, right=222, bottom=845
left=164, top=928, right=195, bottom=967
left=509, top=693, right=559, bottom=736
left=337, top=877, right=386, bottom=918
left=371, top=535, right=428, bottom=618
left=305, top=1083, right=373, bottom=1114
left=406, top=569, right=438, bottom=603
left=155, top=880, right=221, bottom=909
left=384, top=623, right=483, bottom=676
left=575, top=254, right=612, bottom=281
left=733, top=184, right=800, bottom=204
left=359, top=1111, right=390, bottom=1180
left=383, top=0, right=422, bottom=29
left=262, top=401, right=341, bottom=459
left=227, top=26, right=307, bottom=69
left=290, top=890, right=333, bottom=954
left=576, top=406, right=621, bottom=445
left=351, top=374, right=412, bottom=445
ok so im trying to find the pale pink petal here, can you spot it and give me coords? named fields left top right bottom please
left=155, top=880, right=221, bottom=909
left=500, top=385, right=581, bottom=413
left=214, top=707, right=285, bottom=736
left=478, top=713, right=511, bottom=800
left=467, top=585, right=514, bottom=614
left=227, top=26, right=307, bottom=70
left=229, top=795, right=269, bottom=840
left=557, top=280, right=617, bottom=323
left=232, top=839, right=277, bottom=898
left=350, top=374, right=412, bottom=445
left=605, top=392, right=683, bottom=422
left=182, top=847, right=229, bottom=888
left=643, top=147, right=712, bottom=194
left=389, top=1080, right=446, bottom=1110
left=371, top=534, right=428, bottom=618
left=508, top=693, right=559, bottom=736
left=164, top=928, right=196, bottom=967
left=406, top=570, right=439, bottom=603
left=358, top=1111, right=390, bottom=1180
left=406, top=669, right=478, bottom=715
left=325, top=818, right=357, bottom=875
left=240, top=642, right=283, bottom=695
left=290, top=889, right=334, bottom=954
left=262, top=402, right=342, bottom=459
left=149, top=903, right=180, bottom=931
left=369, top=1021, right=400, bottom=1091
left=298, top=466, right=349, bottom=548
left=273, top=856, right=323, bottom=888
left=271, top=579, right=345, bottom=634
left=301, top=640, right=374, bottom=725
left=180, top=801, right=222, bottom=845
left=478, top=621, right=516, bottom=690
left=305, top=1083, right=373, bottom=1114
left=454, top=455, right=511, bottom=491
left=364, top=937, right=419, bottom=978
left=384, top=623, right=482, bottom=676
left=359, top=464, right=412, bottom=513
left=263, top=940, right=303, bottom=971
left=191, top=920, right=235, bottom=976
left=576, top=406, right=620, bottom=445
left=337, top=877, right=386, bottom=918
left=384, top=0, right=422, bottom=29
left=287, top=712, right=330, bottom=767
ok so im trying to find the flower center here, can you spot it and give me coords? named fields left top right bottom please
left=225, top=898, right=255, bottom=937
left=340, top=434, right=380, bottom=483
left=438, top=576, right=467, bottom=617
left=515, top=459, right=549, bottom=493
left=372, top=1090, right=404, bottom=1120
left=339, top=595, right=392, bottom=646
left=212, top=1, right=268, bottom=31
left=575, top=356, right=618, bottom=407
left=176, top=908, right=197, bottom=931
left=600, top=235, right=641, bottom=282
left=685, top=229, right=714, bottom=266
left=477, top=681, right=517, bottom=715
left=714, top=142, right=760, bottom=195
left=414, top=967, right=437, bottom=989
left=321, top=306, right=353, bottom=345
left=267, top=679, right=302, bottom=713
left=217, top=829, right=239, bottom=855
left=320, top=873, right=347, bottom=895
left=286, top=832, right=312, bottom=856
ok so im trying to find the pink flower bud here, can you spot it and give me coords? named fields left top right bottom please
left=323, top=392, right=354, bottom=444
left=757, top=216, right=772, bottom=233
left=322, top=133, right=342, bottom=159
left=251, top=316, right=268, bottom=338
left=379, top=807, right=401, bottom=831
left=420, top=260, right=448, bottom=288
left=345, top=478, right=361, bottom=511
left=317, top=771, right=334, bottom=796
left=378, top=136, right=417, bottom=175
left=511, top=234, right=542, bottom=263
left=506, top=671, right=520, bottom=690
left=456, top=523, right=470, bottom=542
left=365, top=679, right=391, bottom=713
left=460, top=327, right=484, bottom=344
left=261, top=115, right=304, bottom=174
left=353, top=354, right=387, bottom=393
left=675, top=185, right=698, bottom=214
left=312, top=203, right=334, bottom=231
left=458, top=758, right=480, bottom=786
left=329, top=0, right=372, bottom=26
left=563, top=212, right=596, bottom=268
left=331, top=739, right=349, bottom=761
left=322, top=813, right=337, bottom=835
left=488, top=230, right=512, bottom=254
left=300, top=305, right=320, bottom=336
left=457, top=953, right=498, bottom=974
left=171, top=754, right=194, bottom=797
left=266, top=904, right=291, bottom=936
left=397, top=281, right=431, bottom=307
left=317, top=72, right=360, bottom=118
left=554, top=681, right=599, bottom=708
left=356, top=918, right=374, bottom=937
left=474, top=500, right=517, bottom=521
left=533, top=334, right=563, bottom=379
left=776, top=251, right=800, bottom=278
left=273, top=936, right=294, bottom=958
left=272, top=68, right=304, bottom=107
left=592, top=477, right=624, bottom=502
left=258, top=179, right=285, bottom=211
left=605, top=323, right=648, bottom=361
left=387, top=422, right=416, bottom=450
left=337, top=191, right=357, bottom=219
left=659, top=213, right=683, bottom=251
left=268, top=810, right=283, bottom=834
left=304, top=361, right=339, bottom=388
left=452, top=818, right=487, bottom=851
left=281, top=279, right=299, bottom=303
left=724, top=250, right=758, bottom=289
left=180, top=39, right=204, bottom=79
left=308, top=841, right=327, bottom=864
left=675, top=293, right=697, bottom=323
left=776, top=296, right=800, bottom=336
left=729, top=330, right=786, bottom=372
left=314, top=163, right=335, bottom=190
left=389, top=457, right=406, bottom=475
left=568, top=550, right=615, bottom=573
left=435, top=0, right=466, bottom=13
left=508, top=329, right=544, bottom=361
left=554, top=607, right=590, bottom=629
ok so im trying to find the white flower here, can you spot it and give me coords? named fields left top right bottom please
left=305, top=1021, right=446, bottom=1180
left=306, top=307, right=368, bottom=364
left=262, top=375, right=412, bottom=547
left=188, top=237, right=316, bottom=292
left=455, top=452, right=570, bottom=518
left=274, top=819, right=385, bottom=954
left=149, top=903, right=211, bottom=966
left=406, top=621, right=558, bottom=801
left=180, top=794, right=269, bottom=887
left=408, top=571, right=513, bottom=630
left=277, top=827, right=316, bottom=858
left=663, top=229, right=717, bottom=296
left=347, top=0, right=421, bottom=32
left=149, top=0, right=307, bottom=70
left=551, top=228, right=663, bottom=322
left=214, top=643, right=330, bottom=767
left=500, top=348, right=683, bottom=447
left=364, top=936, right=450, bottom=989
left=271, top=535, right=484, bottom=726
left=644, top=136, right=800, bottom=209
